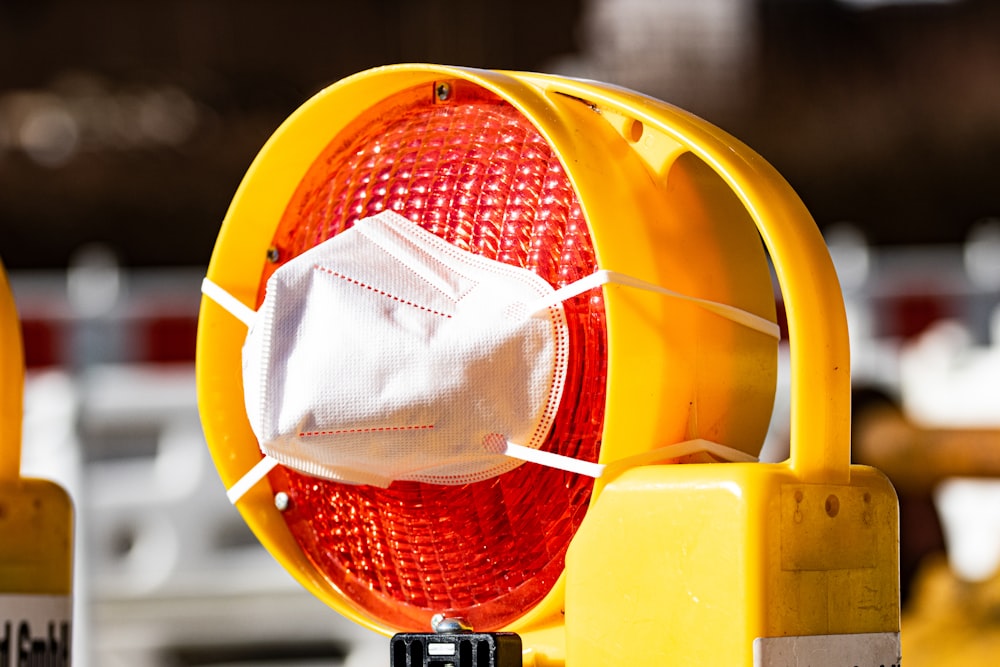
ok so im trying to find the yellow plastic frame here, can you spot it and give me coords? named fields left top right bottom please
left=196, top=64, right=853, bottom=649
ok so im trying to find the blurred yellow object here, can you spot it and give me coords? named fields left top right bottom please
left=197, top=65, right=901, bottom=665
left=0, top=260, right=74, bottom=662
left=902, top=555, right=1000, bottom=666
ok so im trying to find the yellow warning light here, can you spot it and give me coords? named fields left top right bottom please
left=196, top=65, right=900, bottom=666
left=0, top=260, right=74, bottom=663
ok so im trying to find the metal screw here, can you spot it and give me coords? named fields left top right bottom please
left=274, top=491, right=290, bottom=511
left=431, top=614, right=472, bottom=634
left=435, top=82, right=451, bottom=102
left=266, top=246, right=280, bottom=263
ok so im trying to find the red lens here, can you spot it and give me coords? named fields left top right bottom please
left=259, top=81, right=607, bottom=630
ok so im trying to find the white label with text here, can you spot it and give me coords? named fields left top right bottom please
left=0, top=595, right=72, bottom=666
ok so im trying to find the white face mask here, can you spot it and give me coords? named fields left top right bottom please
left=203, top=211, right=778, bottom=502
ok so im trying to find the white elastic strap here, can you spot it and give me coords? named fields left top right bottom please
left=501, top=441, right=607, bottom=478
left=201, top=277, right=257, bottom=329
left=601, top=438, right=758, bottom=478
left=226, top=455, right=281, bottom=504
left=229, top=438, right=759, bottom=498
left=528, top=269, right=780, bottom=339
left=498, top=437, right=758, bottom=478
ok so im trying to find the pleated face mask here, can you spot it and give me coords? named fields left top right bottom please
left=204, top=210, right=569, bottom=489
left=203, top=210, right=779, bottom=500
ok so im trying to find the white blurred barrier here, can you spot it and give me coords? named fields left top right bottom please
left=13, top=260, right=384, bottom=666
left=24, top=364, right=383, bottom=666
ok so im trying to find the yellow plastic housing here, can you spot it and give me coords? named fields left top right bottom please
left=196, top=64, right=900, bottom=664
left=564, top=463, right=899, bottom=666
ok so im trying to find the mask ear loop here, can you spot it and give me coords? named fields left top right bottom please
left=201, top=277, right=271, bottom=504
left=526, top=269, right=780, bottom=339
left=224, top=454, right=280, bottom=504
left=495, top=267, right=777, bottom=477
left=204, top=262, right=778, bottom=498
left=201, top=277, right=257, bottom=329
left=488, top=435, right=758, bottom=479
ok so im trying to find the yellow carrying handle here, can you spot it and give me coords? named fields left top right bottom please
left=520, top=74, right=851, bottom=484
left=645, top=97, right=850, bottom=484
left=693, top=122, right=850, bottom=484
left=0, top=259, right=23, bottom=482
left=680, top=122, right=850, bottom=484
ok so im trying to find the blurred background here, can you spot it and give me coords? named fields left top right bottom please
left=4, top=0, right=1000, bottom=664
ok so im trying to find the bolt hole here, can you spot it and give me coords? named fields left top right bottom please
left=825, top=494, right=840, bottom=518
left=628, top=119, right=644, bottom=143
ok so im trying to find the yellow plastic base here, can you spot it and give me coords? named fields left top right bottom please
left=0, top=478, right=73, bottom=596
left=564, top=462, right=900, bottom=666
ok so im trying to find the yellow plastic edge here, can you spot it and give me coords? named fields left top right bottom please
left=1, top=259, right=22, bottom=482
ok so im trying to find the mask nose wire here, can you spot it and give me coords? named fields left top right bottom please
left=526, top=269, right=780, bottom=339
left=201, top=277, right=258, bottom=329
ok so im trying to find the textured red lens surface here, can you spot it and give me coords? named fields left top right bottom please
left=259, top=81, right=607, bottom=630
